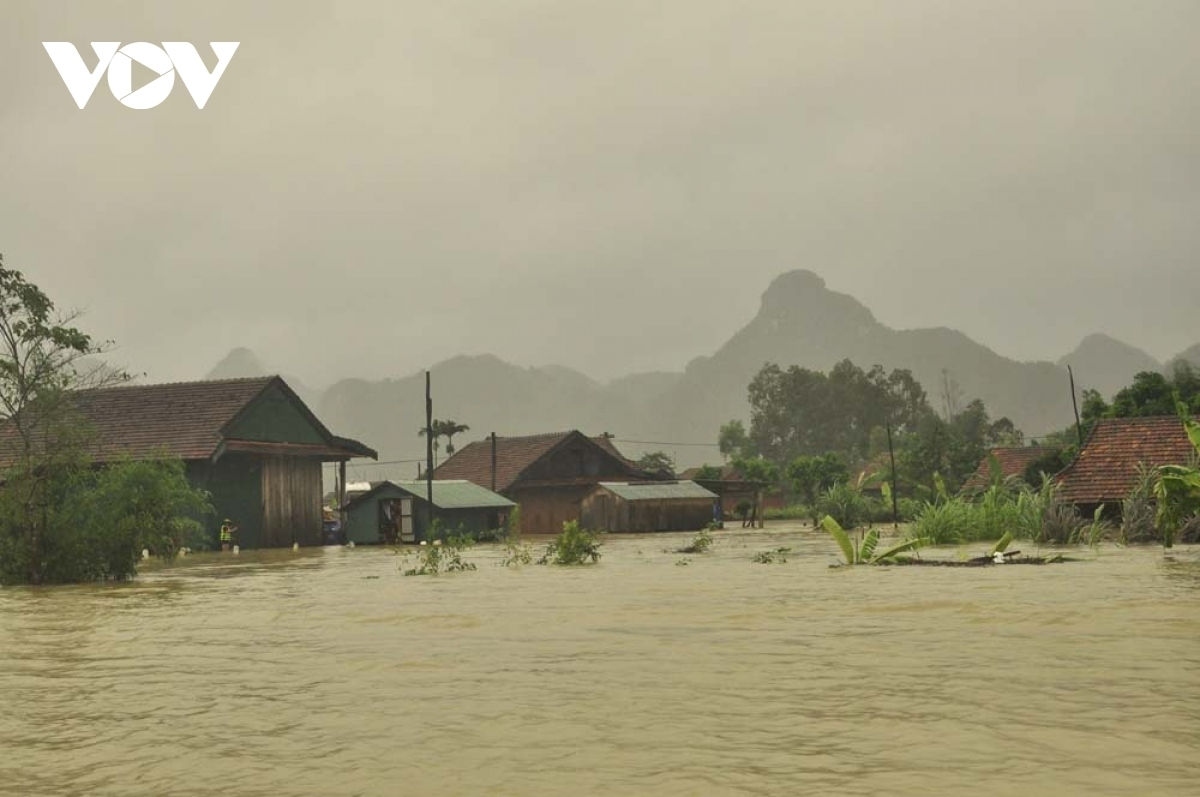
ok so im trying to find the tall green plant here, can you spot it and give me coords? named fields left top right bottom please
left=821, top=515, right=926, bottom=565
left=1153, top=404, right=1200, bottom=549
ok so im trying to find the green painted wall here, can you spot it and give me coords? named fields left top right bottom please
left=225, top=384, right=326, bottom=445
left=344, top=483, right=411, bottom=544
left=187, top=457, right=264, bottom=549
left=343, top=487, right=503, bottom=544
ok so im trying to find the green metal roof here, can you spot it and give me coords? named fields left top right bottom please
left=597, top=481, right=718, bottom=501
left=392, top=480, right=516, bottom=510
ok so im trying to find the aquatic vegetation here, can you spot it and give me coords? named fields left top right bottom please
left=499, top=540, right=533, bottom=568
left=822, top=515, right=926, bottom=566
left=752, top=547, right=791, bottom=564
left=675, top=529, right=713, bottom=554
left=537, top=520, right=602, bottom=565
left=402, top=537, right=476, bottom=576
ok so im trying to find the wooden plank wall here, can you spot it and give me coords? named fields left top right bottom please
left=260, top=456, right=323, bottom=547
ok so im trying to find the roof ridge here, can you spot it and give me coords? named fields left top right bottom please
left=76, top=375, right=279, bottom=393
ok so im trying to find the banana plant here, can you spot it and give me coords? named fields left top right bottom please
left=821, top=515, right=927, bottom=565
left=1153, top=403, right=1200, bottom=549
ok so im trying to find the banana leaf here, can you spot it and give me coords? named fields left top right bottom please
left=860, top=528, right=880, bottom=562
left=870, top=537, right=929, bottom=564
left=990, top=530, right=1013, bottom=555
left=822, top=515, right=856, bottom=565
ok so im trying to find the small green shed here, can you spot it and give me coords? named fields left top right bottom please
left=341, top=479, right=515, bottom=544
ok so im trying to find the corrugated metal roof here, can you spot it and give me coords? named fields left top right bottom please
left=392, top=480, right=516, bottom=510
left=597, top=481, right=717, bottom=501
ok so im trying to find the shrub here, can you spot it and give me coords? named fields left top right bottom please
left=817, top=482, right=869, bottom=530
left=0, top=457, right=213, bottom=585
left=675, top=529, right=713, bottom=554
left=752, top=547, right=791, bottom=564
left=402, top=536, right=476, bottom=576
left=537, top=520, right=602, bottom=565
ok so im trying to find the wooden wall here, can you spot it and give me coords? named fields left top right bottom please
left=260, top=456, right=323, bottom=547
left=581, top=493, right=715, bottom=533
left=510, top=486, right=591, bottom=535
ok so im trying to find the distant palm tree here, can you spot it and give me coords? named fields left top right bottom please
left=418, top=426, right=441, bottom=467
left=419, top=420, right=471, bottom=466
left=439, top=420, right=470, bottom=456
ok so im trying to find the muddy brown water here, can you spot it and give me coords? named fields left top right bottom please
left=2, top=525, right=1198, bottom=797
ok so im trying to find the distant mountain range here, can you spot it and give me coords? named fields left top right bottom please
left=202, top=271, right=1199, bottom=472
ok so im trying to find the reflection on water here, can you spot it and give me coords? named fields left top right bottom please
left=2, top=526, right=1198, bottom=797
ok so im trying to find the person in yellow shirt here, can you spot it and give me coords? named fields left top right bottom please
left=219, top=519, right=238, bottom=552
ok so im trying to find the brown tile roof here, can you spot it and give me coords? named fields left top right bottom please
left=961, top=446, right=1058, bottom=493
left=1056, top=416, right=1199, bottom=505
left=0, top=376, right=375, bottom=466
left=432, top=430, right=646, bottom=491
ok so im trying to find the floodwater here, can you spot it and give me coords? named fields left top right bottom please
left=1, top=525, right=1198, bottom=797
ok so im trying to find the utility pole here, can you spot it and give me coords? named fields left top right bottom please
left=1067, top=364, right=1083, bottom=448
left=886, top=420, right=899, bottom=533
left=491, top=432, right=497, bottom=492
left=425, top=370, right=434, bottom=540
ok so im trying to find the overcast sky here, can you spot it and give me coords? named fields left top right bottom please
left=2, top=1, right=1197, bottom=387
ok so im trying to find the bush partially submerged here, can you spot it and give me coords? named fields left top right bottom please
left=402, top=535, right=476, bottom=576
left=675, top=529, right=713, bottom=554
left=537, top=520, right=601, bottom=565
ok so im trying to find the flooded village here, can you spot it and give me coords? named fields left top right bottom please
left=5, top=1, right=1200, bottom=795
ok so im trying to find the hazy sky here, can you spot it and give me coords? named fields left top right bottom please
left=3, top=1, right=1197, bottom=388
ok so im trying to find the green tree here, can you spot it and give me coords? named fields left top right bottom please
left=786, top=453, right=849, bottom=525
left=732, top=456, right=779, bottom=528
left=1112, top=371, right=1177, bottom=417
left=636, top=450, right=675, bottom=475
left=718, top=419, right=750, bottom=461
left=0, top=256, right=127, bottom=584
left=438, top=420, right=470, bottom=456
left=746, top=360, right=930, bottom=467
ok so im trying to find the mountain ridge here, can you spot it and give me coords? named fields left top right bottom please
left=200, top=271, right=1197, bottom=472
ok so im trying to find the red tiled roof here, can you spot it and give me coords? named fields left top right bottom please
left=1056, top=416, right=1198, bottom=504
left=961, top=446, right=1058, bottom=493
left=0, top=376, right=375, bottom=466
left=432, top=430, right=645, bottom=491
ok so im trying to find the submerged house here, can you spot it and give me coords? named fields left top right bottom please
left=341, top=479, right=515, bottom=544
left=432, top=430, right=653, bottom=533
left=580, top=481, right=718, bottom=532
left=960, top=446, right=1060, bottom=495
left=677, top=465, right=760, bottom=520
left=1056, top=415, right=1198, bottom=517
left=0, top=376, right=376, bottom=549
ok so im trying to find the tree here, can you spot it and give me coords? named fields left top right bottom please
left=438, top=420, right=470, bottom=456
left=718, top=420, right=750, bottom=461
left=786, top=453, right=849, bottom=526
left=0, top=256, right=131, bottom=584
left=732, top=456, right=779, bottom=528
left=0, top=258, right=217, bottom=585
left=419, top=419, right=471, bottom=463
left=636, top=450, right=675, bottom=475
left=1112, top=371, right=1176, bottom=417
left=744, top=359, right=932, bottom=467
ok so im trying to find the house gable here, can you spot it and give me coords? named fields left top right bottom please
left=515, top=432, right=641, bottom=485
left=223, top=381, right=328, bottom=446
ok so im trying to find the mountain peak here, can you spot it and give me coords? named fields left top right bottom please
left=757, top=269, right=877, bottom=329
left=206, top=347, right=268, bottom=380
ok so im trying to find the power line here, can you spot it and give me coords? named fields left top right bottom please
left=613, top=438, right=720, bottom=447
